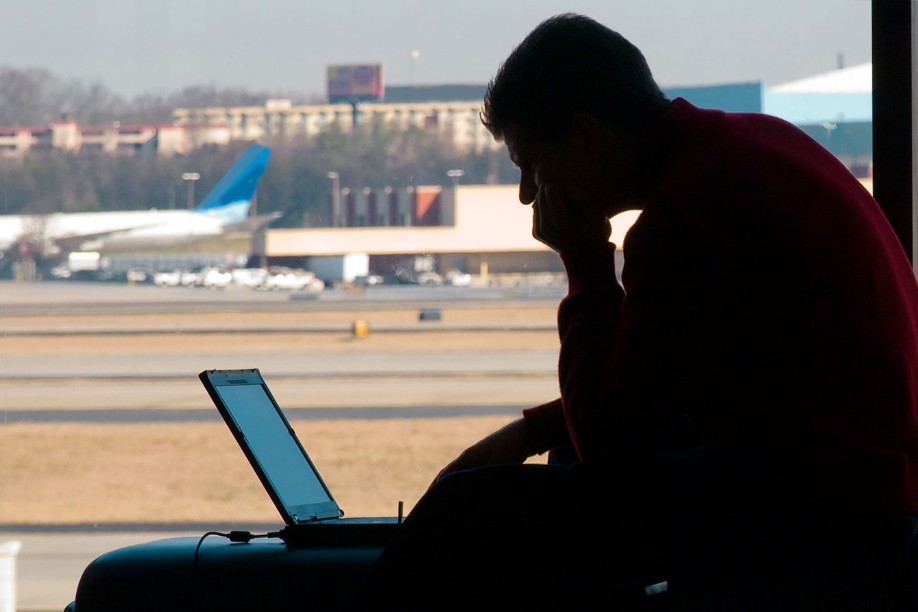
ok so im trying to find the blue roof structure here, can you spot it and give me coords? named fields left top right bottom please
left=664, top=82, right=763, bottom=113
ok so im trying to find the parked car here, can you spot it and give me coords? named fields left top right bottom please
left=197, top=266, right=233, bottom=289
left=230, top=267, right=269, bottom=288
left=152, top=268, right=198, bottom=287
left=258, top=267, right=325, bottom=292
left=417, top=271, right=443, bottom=286
left=125, top=268, right=155, bottom=284
left=152, top=269, right=183, bottom=287
left=444, top=271, right=472, bottom=287
left=352, top=274, right=384, bottom=287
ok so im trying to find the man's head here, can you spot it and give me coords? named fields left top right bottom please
left=481, top=13, right=669, bottom=145
left=486, top=14, right=666, bottom=222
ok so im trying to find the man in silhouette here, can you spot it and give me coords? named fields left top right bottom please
left=364, top=13, right=918, bottom=611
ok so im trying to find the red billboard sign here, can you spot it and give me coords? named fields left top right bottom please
left=327, top=64, right=384, bottom=102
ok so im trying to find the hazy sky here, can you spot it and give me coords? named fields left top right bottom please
left=0, top=0, right=872, bottom=98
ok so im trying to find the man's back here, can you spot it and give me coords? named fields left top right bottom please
left=617, top=98, right=918, bottom=512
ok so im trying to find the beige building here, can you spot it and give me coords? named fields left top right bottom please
left=0, top=118, right=231, bottom=158
left=262, top=176, right=872, bottom=279
left=173, top=98, right=500, bottom=153
left=262, top=184, right=641, bottom=277
left=1, top=93, right=498, bottom=158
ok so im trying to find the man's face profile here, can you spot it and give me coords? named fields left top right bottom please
left=505, top=126, right=580, bottom=209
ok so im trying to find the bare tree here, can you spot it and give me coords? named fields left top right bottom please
left=0, top=67, right=57, bottom=124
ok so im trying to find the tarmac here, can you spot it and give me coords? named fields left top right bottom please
left=0, top=529, right=205, bottom=612
left=0, top=278, right=566, bottom=611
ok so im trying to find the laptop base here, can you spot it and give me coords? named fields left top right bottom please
left=278, top=517, right=400, bottom=547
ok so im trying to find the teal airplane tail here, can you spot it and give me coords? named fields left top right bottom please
left=194, top=144, right=272, bottom=223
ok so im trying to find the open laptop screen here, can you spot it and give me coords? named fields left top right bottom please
left=200, top=369, right=342, bottom=523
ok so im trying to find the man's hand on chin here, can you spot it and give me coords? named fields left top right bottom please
left=532, top=183, right=611, bottom=253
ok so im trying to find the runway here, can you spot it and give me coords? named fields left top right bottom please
left=1, top=279, right=564, bottom=412
left=0, top=279, right=565, bottom=610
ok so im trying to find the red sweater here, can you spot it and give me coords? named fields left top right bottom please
left=523, top=98, right=918, bottom=513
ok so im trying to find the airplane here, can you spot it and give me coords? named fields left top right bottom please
left=0, top=143, right=276, bottom=275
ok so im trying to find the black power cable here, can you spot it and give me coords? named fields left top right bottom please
left=191, top=529, right=284, bottom=607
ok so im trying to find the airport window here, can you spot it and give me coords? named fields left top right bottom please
left=1, top=3, right=902, bottom=611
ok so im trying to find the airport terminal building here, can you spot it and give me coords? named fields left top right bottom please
left=0, top=64, right=876, bottom=282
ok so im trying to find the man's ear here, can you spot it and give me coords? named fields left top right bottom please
left=568, top=112, right=607, bottom=154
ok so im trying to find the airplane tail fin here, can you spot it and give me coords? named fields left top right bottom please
left=194, top=144, right=272, bottom=223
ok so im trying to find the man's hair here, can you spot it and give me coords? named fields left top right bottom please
left=481, top=13, right=670, bottom=143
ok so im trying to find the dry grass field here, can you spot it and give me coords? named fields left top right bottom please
left=0, top=289, right=559, bottom=525
left=0, top=416, right=534, bottom=524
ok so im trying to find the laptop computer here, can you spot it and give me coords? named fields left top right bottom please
left=199, top=368, right=399, bottom=545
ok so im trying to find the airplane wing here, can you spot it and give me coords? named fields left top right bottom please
left=225, top=211, right=283, bottom=234
left=48, top=223, right=163, bottom=254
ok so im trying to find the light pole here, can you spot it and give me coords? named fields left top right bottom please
left=446, top=169, right=465, bottom=226
left=447, top=168, right=465, bottom=189
left=182, top=172, right=200, bottom=209
left=327, top=171, right=340, bottom=226
left=822, top=121, right=838, bottom=151
left=409, top=49, right=420, bottom=86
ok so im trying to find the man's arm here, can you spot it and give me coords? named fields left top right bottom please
left=555, top=242, right=625, bottom=460
left=432, top=401, right=561, bottom=484
left=433, top=184, right=620, bottom=481
left=533, top=182, right=626, bottom=460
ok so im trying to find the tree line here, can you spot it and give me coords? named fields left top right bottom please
left=0, top=65, right=313, bottom=126
left=0, top=66, right=518, bottom=226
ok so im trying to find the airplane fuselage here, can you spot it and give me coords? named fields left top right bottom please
left=0, top=144, right=272, bottom=261
left=0, top=208, right=229, bottom=254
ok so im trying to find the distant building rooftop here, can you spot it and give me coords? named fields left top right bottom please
left=664, top=82, right=763, bottom=113
left=384, top=84, right=487, bottom=103
left=769, top=63, right=871, bottom=93
left=384, top=81, right=765, bottom=113
left=763, top=63, right=872, bottom=124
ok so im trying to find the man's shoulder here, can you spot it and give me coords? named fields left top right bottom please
left=665, top=98, right=815, bottom=153
left=656, top=100, right=829, bottom=188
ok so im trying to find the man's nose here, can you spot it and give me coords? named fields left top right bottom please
left=519, top=178, right=537, bottom=205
